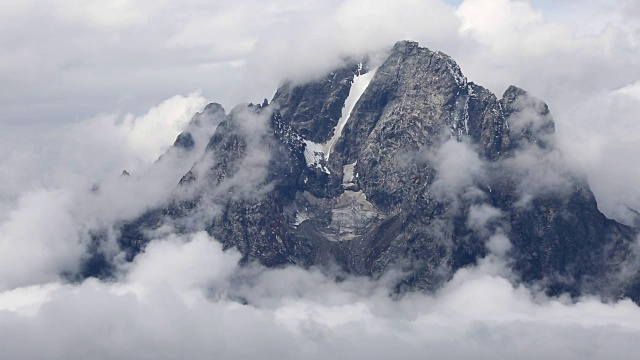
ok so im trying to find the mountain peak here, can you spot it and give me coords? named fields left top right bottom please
left=503, top=84, right=529, bottom=99
left=107, top=41, right=639, bottom=304
left=392, top=39, right=421, bottom=53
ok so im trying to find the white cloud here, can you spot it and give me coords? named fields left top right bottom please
left=467, top=204, right=503, bottom=231
left=116, top=93, right=208, bottom=162
left=616, top=81, right=640, bottom=99
left=0, top=92, right=217, bottom=291
left=0, top=92, right=209, bottom=230
left=458, top=0, right=560, bottom=55
left=53, top=0, right=150, bottom=29
left=428, top=138, right=486, bottom=200
left=123, top=232, right=241, bottom=299
left=486, top=232, right=512, bottom=257
left=0, top=189, right=82, bottom=290
left=1, top=232, right=640, bottom=359
left=559, top=85, right=640, bottom=223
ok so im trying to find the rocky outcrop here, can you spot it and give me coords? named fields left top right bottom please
left=108, top=41, right=639, bottom=301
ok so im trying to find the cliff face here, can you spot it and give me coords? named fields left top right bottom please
left=111, top=41, right=639, bottom=300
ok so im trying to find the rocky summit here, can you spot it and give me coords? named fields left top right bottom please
left=96, top=40, right=640, bottom=301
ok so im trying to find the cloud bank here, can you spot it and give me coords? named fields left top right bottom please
left=2, top=232, right=640, bottom=360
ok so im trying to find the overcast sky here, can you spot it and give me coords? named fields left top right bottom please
left=1, top=0, right=635, bottom=123
left=1, top=0, right=640, bottom=359
left=3, top=0, right=638, bottom=220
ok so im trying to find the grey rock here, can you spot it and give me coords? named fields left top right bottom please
left=107, top=40, right=639, bottom=301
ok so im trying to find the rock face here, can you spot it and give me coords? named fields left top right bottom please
left=112, top=41, right=639, bottom=300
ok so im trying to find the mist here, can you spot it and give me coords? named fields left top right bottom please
left=2, top=231, right=640, bottom=360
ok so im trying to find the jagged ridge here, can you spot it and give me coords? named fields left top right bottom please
left=94, top=40, right=639, bottom=301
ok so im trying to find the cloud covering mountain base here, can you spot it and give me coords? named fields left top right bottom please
left=2, top=231, right=640, bottom=360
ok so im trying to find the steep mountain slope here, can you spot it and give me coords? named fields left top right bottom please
left=107, top=41, right=639, bottom=300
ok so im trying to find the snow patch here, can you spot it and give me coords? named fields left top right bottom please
left=451, top=95, right=470, bottom=138
left=439, top=53, right=467, bottom=88
left=323, top=67, right=376, bottom=161
left=303, top=140, right=330, bottom=174
left=342, top=161, right=357, bottom=185
left=463, top=97, right=470, bottom=135
left=301, top=66, right=376, bottom=174
left=293, top=211, right=309, bottom=226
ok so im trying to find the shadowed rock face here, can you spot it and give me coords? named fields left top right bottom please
left=108, top=40, right=639, bottom=301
